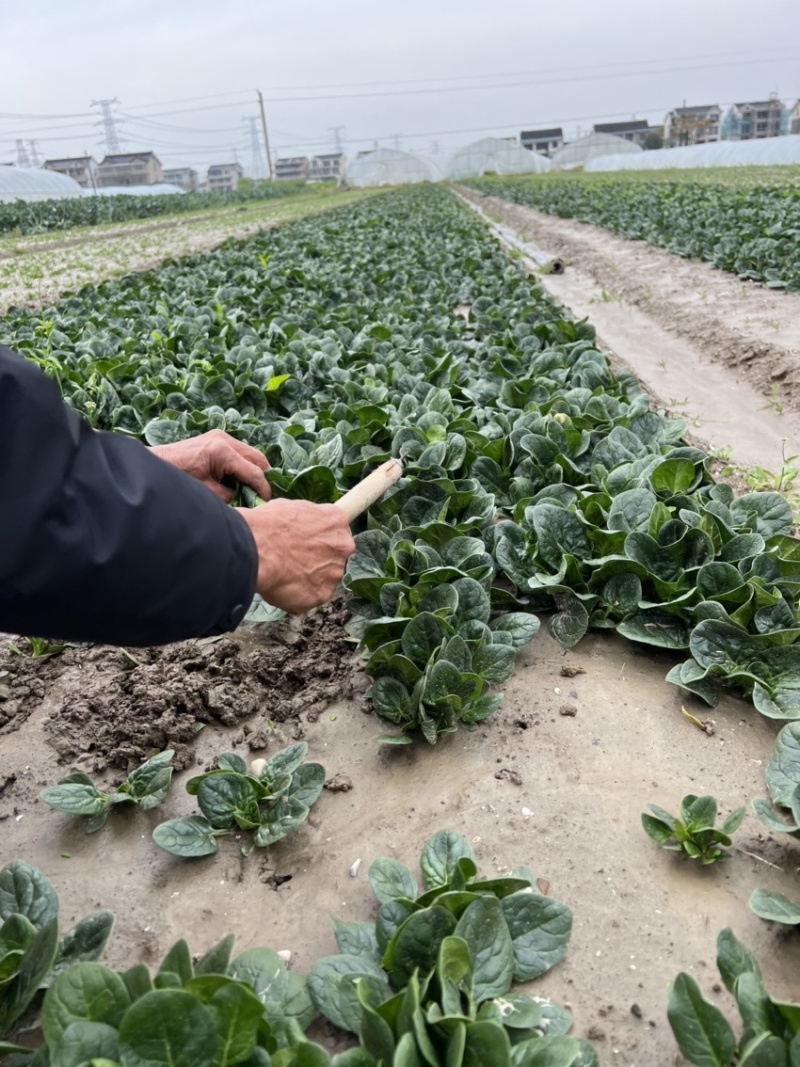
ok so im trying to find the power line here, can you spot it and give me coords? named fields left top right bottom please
left=98, top=45, right=800, bottom=104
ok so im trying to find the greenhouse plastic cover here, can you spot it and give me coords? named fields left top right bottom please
left=586, top=134, right=800, bottom=171
left=342, top=147, right=444, bottom=187
left=83, top=183, right=186, bottom=196
left=0, top=166, right=83, bottom=202
left=551, top=132, right=642, bottom=170
left=445, top=137, right=550, bottom=179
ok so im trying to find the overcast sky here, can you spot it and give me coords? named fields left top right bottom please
left=2, top=0, right=798, bottom=173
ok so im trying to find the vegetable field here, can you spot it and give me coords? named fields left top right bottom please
left=0, top=181, right=309, bottom=236
left=2, top=183, right=800, bottom=1067
left=465, top=171, right=800, bottom=292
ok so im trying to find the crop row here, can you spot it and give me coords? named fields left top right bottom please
left=2, top=184, right=798, bottom=747
left=464, top=174, right=800, bottom=292
left=0, top=180, right=309, bottom=236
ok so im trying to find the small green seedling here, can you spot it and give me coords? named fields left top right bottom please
left=642, top=794, right=745, bottom=864
left=9, top=637, right=69, bottom=660
left=39, top=750, right=175, bottom=833
left=153, top=742, right=324, bottom=858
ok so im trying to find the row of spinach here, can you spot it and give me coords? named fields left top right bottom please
left=463, top=174, right=800, bottom=292
left=0, top=837, right=598, bottom=1067
left=1, top=184, right=798, bottom=746
left=0, top=181, right=309, bottom=236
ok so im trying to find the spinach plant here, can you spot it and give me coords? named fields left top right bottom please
left=308, top=829, right=597, bottom=1066
left=668, top=927, right=800, bottom=1066
left=749, top=721, right=800, bottom=925
left=1, top=881, right=337, bottom=1067
left=642, top=794, right=745, bottom=864
left=153, top=743, right=324, bottom=857
left=39, top=749, right=175, bottom=832
left=0, top=860, right=114, bottom=1046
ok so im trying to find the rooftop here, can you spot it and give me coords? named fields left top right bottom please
left=520, top=128, right=563, bottom=139
left=594, top=120, right=650, bottom=133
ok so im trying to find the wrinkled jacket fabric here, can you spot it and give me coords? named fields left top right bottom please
left=0, top=344, right=257, bottom=646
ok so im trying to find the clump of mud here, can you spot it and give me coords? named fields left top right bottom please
left=1, top=598, right=362, bottom=772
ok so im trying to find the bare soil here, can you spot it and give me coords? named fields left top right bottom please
left=3, top=202, right=800, bottom=1064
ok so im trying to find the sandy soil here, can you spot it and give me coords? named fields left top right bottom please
left=458, top=188, right=800, bottom=477
left=3, top=195, right=800, bottom=1065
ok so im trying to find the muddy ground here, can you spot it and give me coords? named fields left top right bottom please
left=3, top=200, right=800, bottom=1065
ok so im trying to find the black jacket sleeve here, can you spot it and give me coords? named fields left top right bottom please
left=0, top=344, right=258, bottom=646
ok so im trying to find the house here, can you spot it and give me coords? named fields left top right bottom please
left=97, top=152, right=163, bottom=187
left=43, top=155, right=98, bottom=190
left=207, top=162, right=244, bottom=192
left=592, top=120, right=652, bottom=147
left=520, top=128, right=563, bottom=157
left=663, top=105, right=722, bottom=147
left=792, top=100, right=800, bottom=135
left=275, top=157, right=309, bottom=182
left=722, top=96, right=789, bottom=140
left=162, top=167, right=199, bottom=191
left=309, top=153, right=344, bottom=182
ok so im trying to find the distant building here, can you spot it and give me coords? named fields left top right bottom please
left=207, top=162, right=244, bottom=192
left=309, top=152, right=344, bottom=182
left=162, top=167, right=199, bottom=191
left=520, top=128, right=563, bottom=157
left=43, top=155, right=98, bottom=190
left=664, top=105, right=722, bottom=147
left=592, top=120, right=651, bottom=147
left=791, top=100, right=800, bottom=135
left=722, top=96, right=790, bottom=140
left=275, top=156, right=309, bottom=181
left=97, top=152, right=163, bottom=187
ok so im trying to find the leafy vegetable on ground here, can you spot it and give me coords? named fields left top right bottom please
left=749, top=720, right=800, bottom=924
left=308, top=828, right=597, bottom=1065
left=39, top=749, right=175, bottom=832
left=465, top=172, right=800, bottom=292
left=153, top=743, right=324, bottom=857
left=668, top=927, right=800, bottom=1065
left=0, top=181, right=310, bottom=236
left=2, top=184, right=798, bottom=743
left=642, top=794, right=745, bottom=864
left=0, top=860, right=113, bottom=1043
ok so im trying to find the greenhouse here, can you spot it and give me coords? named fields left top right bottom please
left=0, top=166, right=83, bottom=202
left=83, top=183, right=186, bottom=196
left=445, top=137, right=550, bottom=180
left=341, top=147, right=444, bottom=187
left=550, top=132, right=642, bottom=170
left=586, top=133, right=800, bottom=171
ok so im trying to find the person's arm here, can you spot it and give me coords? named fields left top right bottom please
left=0, top=344, right=258, bottom=647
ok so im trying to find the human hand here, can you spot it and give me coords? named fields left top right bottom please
left=236, top=499, right=355, bottom=614
left=151, top=429, right=270, bottom=503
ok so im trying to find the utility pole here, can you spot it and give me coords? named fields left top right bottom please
left=84, top=147, right=98, bottom=194
left=244, top=116, right=263, bottom=179
left=15, top=139, right=31, bottom=167
left=329, top=125, right=345, bottom=153
left=91, top=98, right=122, bottom=154
left=256, top=90, right=274, bottom=181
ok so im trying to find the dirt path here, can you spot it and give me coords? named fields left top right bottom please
left=458, top=188, right=800, bottom=477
